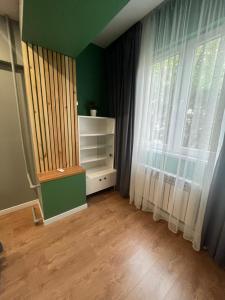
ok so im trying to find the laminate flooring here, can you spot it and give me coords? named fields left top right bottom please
left=0, top=191, right=224, bottom=299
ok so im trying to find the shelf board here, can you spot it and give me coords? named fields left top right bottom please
left=78, top=116, right=114, bottom=120
left=81, top=156, right=107, bottom=164
left=80, top=144, right=111, bottom=150
left=80, top=133, right=114, bottom=137
left=86, top=167, right=117, bottom=178
left=37, top=166, right=85, bottom=183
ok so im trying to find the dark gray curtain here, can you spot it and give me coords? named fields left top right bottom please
left=105, top=22, right=142, bottom=197
left=202, top=134, right=225, bottom=267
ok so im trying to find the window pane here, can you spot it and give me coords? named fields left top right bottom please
left=182, top=37, right=225, bottom=150
left=150, top=55, right=179, bottom=147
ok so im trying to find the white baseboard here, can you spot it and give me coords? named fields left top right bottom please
left=44, top=203, right=88, bottom=225
left=0, top=199, right=39, bottom=216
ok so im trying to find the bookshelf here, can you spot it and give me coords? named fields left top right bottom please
left=78, top=116, right=117, bottom=195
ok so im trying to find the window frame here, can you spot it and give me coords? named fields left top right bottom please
left=149, top=26, right=225, bottom=160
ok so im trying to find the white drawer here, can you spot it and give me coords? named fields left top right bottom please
left=86, top=171, right=116, bottom=195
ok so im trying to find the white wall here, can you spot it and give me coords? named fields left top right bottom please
left=0, top=15, right=36, bottom=210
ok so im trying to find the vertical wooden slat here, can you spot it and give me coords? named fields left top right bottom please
left=69, top=57, right=76, bottom=165
left=27, top=43, right=45, bottom=172
left=33, top=45, right=48, bottom=171
left=57, top=53, right=66, bottom=168
left=61, top=55, right=70, bottom=167
left=43, top=48, right=56, bottom=170
left=53, top=51, right=63, bottom=167
left=23, top=43, right=79, bottom=174
left=21, top=42, right=40, bottom=173
left=48, top=49, right=60, bottom=168
left=72, top=60, right=79, bottom=165
left=37, top=46, right=52, bottom=170
left=65, top=56, right=72, bottom=166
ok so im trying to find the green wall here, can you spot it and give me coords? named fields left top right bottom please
left=41, top=173, right=86, bottom=220
left=76, top=44, right=107, bottom=116
left=22, top=0, right=129, bottom=57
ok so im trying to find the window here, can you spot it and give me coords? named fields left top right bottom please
left=183, top=37, right=225, bottom=151
left=148, top=33, right=225, bottom=156
left=149, top=54, right=179, bottom=148
left=146, top=32, right=225, bottom=178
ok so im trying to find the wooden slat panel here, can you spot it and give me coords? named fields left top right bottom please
left=33, top=45, right=48, bottom=171
left=48, top=49, right=60, bottom=168
left=27, top=43, right=45, bottom=172
left=69, top=57, right=76, bottom=165
left=57, top=53, right=66, bottom=168
left=37, top=46, right=53, bottom=170
left=43, top=48, right=56, bottom=170
left=61, top=55, right=70, bottom=167
left=65, top=56, right=73, bottom=167
left=72, top=60, right=79, bottom=164
left=21, top=42, right=40, bottom=173
left=53, top=51, right=63, bottom=167
left=22, top=42, right=79, bottom=174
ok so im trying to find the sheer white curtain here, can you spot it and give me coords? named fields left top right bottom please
left=130, top=0, right=225, bottom=250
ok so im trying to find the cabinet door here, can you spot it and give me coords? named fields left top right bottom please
left=86, top=172, right=116, bottom=195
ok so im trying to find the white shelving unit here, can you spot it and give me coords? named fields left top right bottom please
left=78, top=116, right=117, bottom=195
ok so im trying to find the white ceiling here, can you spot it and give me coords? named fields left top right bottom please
left=0, top=0, right=19, bottom=20
left=94, top=0, right=164, bottom=48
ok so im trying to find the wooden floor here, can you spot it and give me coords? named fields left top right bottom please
left=0, top=191, right=225, bottom=300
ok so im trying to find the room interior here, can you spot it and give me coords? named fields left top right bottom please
left=0, top=0, right=225, bottom=299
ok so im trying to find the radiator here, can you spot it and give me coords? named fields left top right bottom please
left=142, top=168, right=195, bottom=223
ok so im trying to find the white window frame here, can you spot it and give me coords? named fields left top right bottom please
left=148, top=25, right=225, bottom=160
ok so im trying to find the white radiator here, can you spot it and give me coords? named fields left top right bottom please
left=142, top=167, right=199, bottom=223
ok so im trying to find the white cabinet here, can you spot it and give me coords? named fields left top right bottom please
left=78, top=116, right=116, bottom=195
left=86, top=171, right=116, bottom=195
